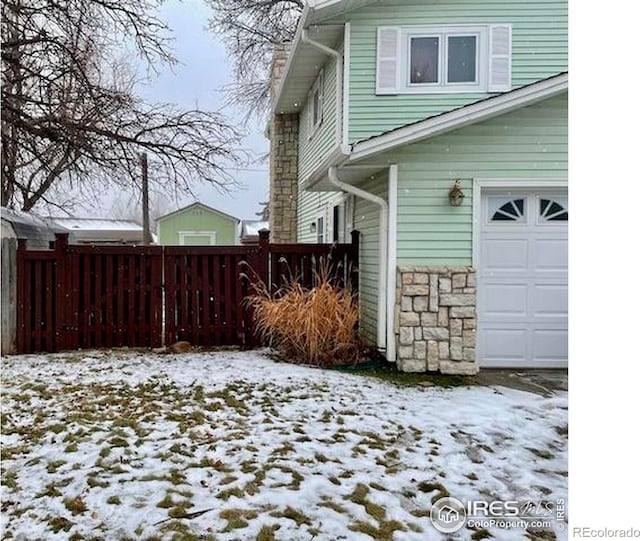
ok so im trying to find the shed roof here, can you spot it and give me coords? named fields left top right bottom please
left=51, top=217, right=142, bottom=231
left=241, top=220, right=269, bottom=238
left=47, top=216, right=145, bottom=244
left=1, top=207, right=58, bottom=248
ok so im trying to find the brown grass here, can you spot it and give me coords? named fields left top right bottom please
left=248, top=260, right=360, bottom=367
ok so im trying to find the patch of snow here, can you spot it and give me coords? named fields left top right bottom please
left=1, top=350, right=568, bottom=540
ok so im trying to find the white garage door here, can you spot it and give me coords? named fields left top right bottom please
left=477, top=190, right=567, bottom=367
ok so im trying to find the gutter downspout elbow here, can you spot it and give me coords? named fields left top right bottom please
left=328, top=166, right=388, bottom=351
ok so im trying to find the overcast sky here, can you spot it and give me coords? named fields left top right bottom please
left=79, top=0, right=269, bottom=222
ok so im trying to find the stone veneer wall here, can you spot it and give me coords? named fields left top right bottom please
left=395, top=266, right=478, bottom=375
left=269, top=43, right=298, bottom=244
left=269, top=113, right=299, bottom=243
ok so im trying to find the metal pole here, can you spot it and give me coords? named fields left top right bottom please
left=141, top=152, right=151, bottom=245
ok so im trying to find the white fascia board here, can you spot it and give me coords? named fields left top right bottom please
left=349, top=73, right=568, bottom=162
left=271, top=6, right=311, bottom=114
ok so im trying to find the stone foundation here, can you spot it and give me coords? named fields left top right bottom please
left=395, top=266, right=478, bottom=375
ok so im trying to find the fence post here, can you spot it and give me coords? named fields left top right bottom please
left=15, top=239, right=27, bottom=353
left=350, top=229, right=360, bottom=296
left=54, top=233, right=69, bottom=351
left=257, top=229, right=270, bottom=290
left=243, top=229, right=270, bottom=348
left=2, top=237, right=18, bottom=354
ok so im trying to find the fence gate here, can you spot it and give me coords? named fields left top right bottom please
left=15, top=230, right=359, bottom=353
left=163, top=247, right=252, bottom=347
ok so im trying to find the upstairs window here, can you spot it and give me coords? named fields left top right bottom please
left=447, top=35, right=477, bottom=83
left=377, top=24, right=511, bottom=95
left=410, top=36, right=439, bottom=84
left=409, top=33, right=478, bottom=87
left=308, top=70, right=324, bottom=136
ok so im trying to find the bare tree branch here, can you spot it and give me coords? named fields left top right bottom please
left=205, top=0, right=303, bottom=120
left=1, top=0, right=243, bottom=212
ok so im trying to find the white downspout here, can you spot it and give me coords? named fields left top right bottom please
left=328, top=166, right=388, bottom=350
left=386, top=165, right=398, bottom=362
left=301, top=29, right=342, bottom=145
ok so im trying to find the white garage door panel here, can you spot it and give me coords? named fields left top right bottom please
left=532, top=284, right=568, bottom=317
left=534, top=239, right=568, bottom=271
left=532, top=330, right=568, bottom=363
left=483, top=284, right=528, bottom=317
left=478, top=189, right=568, bottom=368
left=482, top=238, right=528, bottom=271
left=481, top=328, right=528, bottom=363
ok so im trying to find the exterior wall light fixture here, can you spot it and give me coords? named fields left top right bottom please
left=449, top=180, right=465, bottom=207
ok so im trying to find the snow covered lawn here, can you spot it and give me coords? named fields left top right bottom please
left=1, top=350, right=568, bottom=540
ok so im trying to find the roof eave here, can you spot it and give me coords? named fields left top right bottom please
left=271, top=6, right=311, bottom=115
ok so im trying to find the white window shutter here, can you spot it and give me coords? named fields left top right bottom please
left=488, top=24, right=512, bottom=92
left=376, top=27, right=401, bottom=95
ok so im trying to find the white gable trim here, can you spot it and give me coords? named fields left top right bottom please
left=349, top=73, right=568, bottom=162
left=156, top=202, right=239, bottom=224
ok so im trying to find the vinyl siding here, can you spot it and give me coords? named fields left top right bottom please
left=323, top=0, right=567, bottom=142
left=297, top=190, right=342, bottom=243
left=296, top=46, right=343, bottom=242
left=357, top=92, right=567, bottom=266
left=298, top=44, right=341, bottom=181
left=157, top=208, right=238, bottom=245
left=352, top=173, right=387, bottom=345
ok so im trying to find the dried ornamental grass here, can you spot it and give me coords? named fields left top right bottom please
left=247, top=261, right=360, bottom=367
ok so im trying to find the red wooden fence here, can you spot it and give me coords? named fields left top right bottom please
left=15, top=230, right=359, bottom=353
left=164, top=247, right=252, bottom=347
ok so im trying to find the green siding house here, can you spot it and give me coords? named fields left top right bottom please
left=268, top=0, right=568, bottom=374
left=157, top=203, right=239, bottom=246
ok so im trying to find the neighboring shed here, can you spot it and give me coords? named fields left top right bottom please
left=157, top=202, right=240, bottom=246
left=1, top=207, right=59, bottom=354
left=48, top=217, right=146, bottom=245
left=1, top=207, right=58, bottom=249
left=240, top=220, right=269, bottom=245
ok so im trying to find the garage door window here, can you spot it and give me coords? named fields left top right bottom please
left=488, top=197, right=525, bottom=222
left=539, top=197, right=568, bottom=222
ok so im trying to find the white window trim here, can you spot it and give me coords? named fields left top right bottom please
left=327, top=193, right=355, bottom=243
left=401, top=25, right=489, bottom=93
left=314, top=210, right=327, bottom=244
left=178, top=230, right=217, bottom=245
left=472, top=178, right=568, bottom=267
left=308, top=69, right=324, bottom=139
